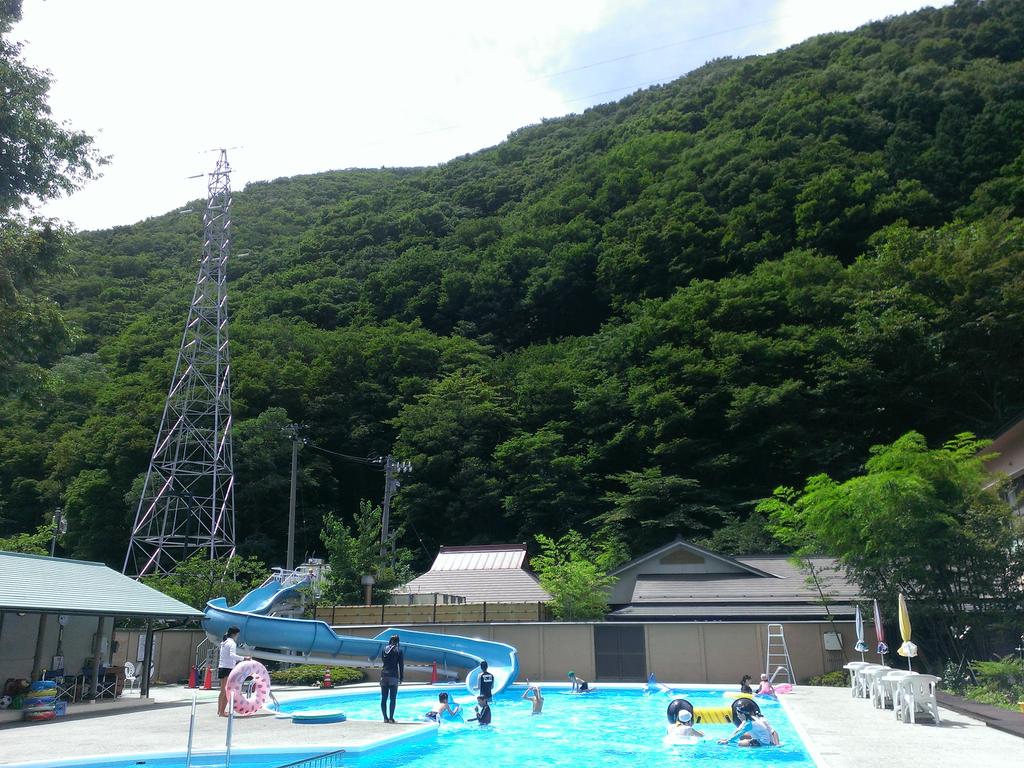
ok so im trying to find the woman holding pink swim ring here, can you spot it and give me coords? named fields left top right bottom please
left=218, top=626, right=250, bottom=717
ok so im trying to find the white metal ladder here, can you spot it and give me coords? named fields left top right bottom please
left=765, top=623, right=794, bottom=684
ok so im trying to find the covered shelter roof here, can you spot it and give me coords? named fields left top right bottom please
left=0, top=551, right=204, bottom=619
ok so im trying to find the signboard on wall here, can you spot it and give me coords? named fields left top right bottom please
left=136, top=634, right=159, bottom=662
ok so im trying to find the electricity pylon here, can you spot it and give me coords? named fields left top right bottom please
left=124, top=150, right=237, bottom=576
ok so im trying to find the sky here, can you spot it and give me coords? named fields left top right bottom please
left=14, top=0, right=951, bottom=231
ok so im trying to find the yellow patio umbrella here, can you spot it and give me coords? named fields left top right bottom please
left=896, top=593, right=917, bottom=670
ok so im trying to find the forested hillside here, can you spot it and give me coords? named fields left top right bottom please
left=3, top=0, right=1024, bottom=570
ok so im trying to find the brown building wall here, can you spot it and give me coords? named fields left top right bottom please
left=115, top=620, right=860, bottom=687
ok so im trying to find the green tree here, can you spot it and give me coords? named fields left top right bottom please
left=141, top=553, right=267, bottom=610
left=764, top=431, right=1024, bottom=661
left=0, top=1, right=104, bottom=390
left=597, top=467, right=722, bottom=553
left=0, top=522, right=51, bottom=554
left=320, top=500, right=413, bottom=605
left=530, top=527, right=628, bottom=620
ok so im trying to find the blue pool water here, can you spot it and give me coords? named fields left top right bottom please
left=280, top=685, right=816, bottom=768
left=20, top=686, right=815, bottom=768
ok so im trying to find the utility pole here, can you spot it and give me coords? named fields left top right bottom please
left=377, top=455, right=412, bottom=574
left=284, top=424, right=304, bottom=571
left=50, top=507, right=65, bottom=557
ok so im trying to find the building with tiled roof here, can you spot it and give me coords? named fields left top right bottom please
left=606, top=538, right=860, bottom=622
left=394, top=544, right=552, bottom=603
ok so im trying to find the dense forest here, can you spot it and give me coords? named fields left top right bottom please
left=2, top=0, right=1024, bottom=573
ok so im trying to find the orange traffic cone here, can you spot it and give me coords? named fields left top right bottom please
left=187, top=666, right=197, bottom=689
left=322, top=668, right=333, bottom=689
left=202, top=665, right=213, bottom=690
left=430, top=662, right=438, bottom=684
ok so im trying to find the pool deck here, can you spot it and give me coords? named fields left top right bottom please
left=1, top=683, right=1022, bottom=767
left=778, top=684, right=1024, bottom=767
left=0, top=684, right=432, bottom=766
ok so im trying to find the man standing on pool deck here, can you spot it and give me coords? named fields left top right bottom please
left=218, top=626, right=250, bottom=717
left=476, top=660, right=495, bottom=702
left=380, top=634, right=404, bottom=723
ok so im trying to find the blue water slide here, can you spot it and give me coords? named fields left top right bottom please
left=203, top=583, right=519, bottom=696
left=229, top=575, right=310, bottom=614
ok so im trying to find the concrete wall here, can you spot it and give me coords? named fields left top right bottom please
left=130, top=620, right=860, bottom=686
left=0, top=612, right=114, bottom=685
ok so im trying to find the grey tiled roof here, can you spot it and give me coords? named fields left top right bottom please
left=609, top=603, right=857, bottom=620
left=396, top=569, right=552, bottom=603
left=0, top=551, right=204, bottom=618
left=629, top=555, right=860, bottom=604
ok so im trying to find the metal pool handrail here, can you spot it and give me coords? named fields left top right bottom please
left=273, top=750, right=346, bottom=768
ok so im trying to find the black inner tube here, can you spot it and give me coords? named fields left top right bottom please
left=730, top=697, right=762, bottom=726
left=666, top=697, right=694, bottom=723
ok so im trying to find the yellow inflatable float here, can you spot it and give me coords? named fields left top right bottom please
left=691, top=705, right=734, bottom=724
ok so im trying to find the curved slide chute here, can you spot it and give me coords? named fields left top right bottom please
left=203, top=581, right=519, bottom=696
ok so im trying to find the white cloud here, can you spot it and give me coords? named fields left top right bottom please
left=13, top=0, right=950, bottom=230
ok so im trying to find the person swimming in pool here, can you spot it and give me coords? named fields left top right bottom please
left=475, top=660, right=495, bottom=703
left=757, top=673, right=776, bottom=696
left=425, top=691, right=461, bottom=721
left=668, top=709, right=705, bottom=740
left=568, top=670, right=590, bottom=693
left=468, top=694, right=492, bottom=725
left=739, top=674, right=753, bottom=694
left=522, top=683, right=544, bottom=714
left=718, top=709, right=779, bottom=747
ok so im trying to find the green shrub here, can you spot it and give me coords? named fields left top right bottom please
left=804, top=670, right=847, bottom=687
left=269, top=664, right=364, bottom=686
left=964, top=685, right=1022, bottom=710
left=971, top=656, right=1024, bottom=690
left=964, top=655, right=1024, bottom=710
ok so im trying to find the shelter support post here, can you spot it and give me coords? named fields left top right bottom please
left=142, top=619, right=154, bottom=697
left=31, top=613, right=49, bottom=680
left=88, top=616, right=103, bottom=699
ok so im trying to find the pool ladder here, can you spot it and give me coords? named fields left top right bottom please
left=765, top=623, right=794, bottom=684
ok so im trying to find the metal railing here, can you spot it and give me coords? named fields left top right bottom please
left=273, top=750, right=346, bottom=768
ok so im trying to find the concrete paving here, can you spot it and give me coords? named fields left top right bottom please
left=779, top=684, right=1024, bottom=767
left=0, top=684, right=432, bottom=765
left=2, top=683, right=1022, bottom=767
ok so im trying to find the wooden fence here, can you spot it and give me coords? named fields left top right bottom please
left=313, top=601, right=553, bottom=625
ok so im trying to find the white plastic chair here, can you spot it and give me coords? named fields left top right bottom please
left=853, top=664, right=884, bottom=699
left=863, top=666, right=893, bottom=706
left=123, top=661, right=139, bottom=693
left=875, top=669, right=912, bottom=709
left=896, top=674, right=942, bottom=724
left=843, top=661, right=872, bottom=698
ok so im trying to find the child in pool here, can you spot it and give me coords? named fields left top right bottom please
left=668, top=709, right=704, bottom=739
left=522, top=684, right=544, bottom=714
left=718, top=709, right=779, bottom=747
left=757, top=674, right=776, bottom=695
left=739, top=674, right=753, bottom=694
left=568, top=671, right=590, bottom=692
left=468, top=695, right=492, bottom=725
left=425, top=691, right=461, bottom=721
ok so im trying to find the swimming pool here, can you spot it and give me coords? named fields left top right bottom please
left=16, top=685, right=815, bottom=768
left=279, top=685, right=817, bottom=768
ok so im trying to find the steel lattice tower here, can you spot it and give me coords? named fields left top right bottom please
left=124, top=150, right=237, bottom=576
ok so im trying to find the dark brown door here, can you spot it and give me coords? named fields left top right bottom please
left=594, top=624, right=646, bottom=681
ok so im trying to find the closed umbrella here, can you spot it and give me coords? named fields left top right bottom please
left=854, top=604, right=868, bottom=661
left=897, top=593, right=917, bottom=670
left=873, top=599, right=888, bottom=664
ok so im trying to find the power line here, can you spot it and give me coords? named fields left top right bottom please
left=304, top=442, right=381, bottom=466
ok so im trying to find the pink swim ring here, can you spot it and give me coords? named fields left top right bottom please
left=225, top=660, right=271, bottom=716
